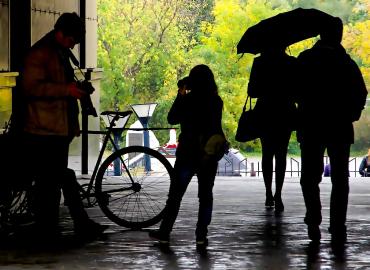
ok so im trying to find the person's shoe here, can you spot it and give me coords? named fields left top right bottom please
left=265, top=194, right=274, bottom=208
left=329, top=227, right=347, bottom=245
left=308, top=225, right=321, bottom=243
left=149, top=230, right=170, bottom=244
left=74, top=219, right=109, bottom=241
left=196, top=237, right=208, bottom=248
left=274, top=196, right=284, bottom=213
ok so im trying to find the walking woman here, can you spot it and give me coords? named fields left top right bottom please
left=149, top=64, right=224, bottom=247
left=248, top=46, right=297, bottom=213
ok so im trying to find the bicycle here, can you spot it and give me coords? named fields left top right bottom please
left=78, top=110, right=174, bottom=229
left=0, top=110, right=174, bottom=234
left=0, top=123, right=36, bottom=237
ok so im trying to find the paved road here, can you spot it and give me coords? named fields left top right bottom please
left=0, top=177, right=370, bottom=269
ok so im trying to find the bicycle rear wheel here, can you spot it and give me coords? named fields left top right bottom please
left=0, top=187, right=35, bottom=234
left=95, top=146, right=173, bottom=229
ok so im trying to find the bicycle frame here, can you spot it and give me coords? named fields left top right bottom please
left=80, top=110, right=173, bottom=207
left=81, top=111, right=134, bottom=205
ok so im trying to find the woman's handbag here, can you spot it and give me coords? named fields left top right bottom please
left=204, top=134, right=230, bottom=161
left=235, top=95, right=260, bottom=142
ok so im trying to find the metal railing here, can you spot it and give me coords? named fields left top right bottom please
left=216, top=156, right=364, bottom=178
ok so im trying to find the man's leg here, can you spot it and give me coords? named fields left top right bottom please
left=25, top=135, right=68, bottom=236
left=61, top=168, right=108, bottom=238
left=300, top=141, right=325, bottom=241
left=60, top=169, right=89, bottom=224
left=327, top=143, right=350, bottom=242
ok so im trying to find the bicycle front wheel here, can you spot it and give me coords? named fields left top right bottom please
left=95, top=146, right=173, bottom=229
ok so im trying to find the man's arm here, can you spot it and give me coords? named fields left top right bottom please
left=348, top=59, right=368, bottom=122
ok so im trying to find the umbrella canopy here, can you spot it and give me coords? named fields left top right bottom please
left=237, top=8, right=338, bottom=54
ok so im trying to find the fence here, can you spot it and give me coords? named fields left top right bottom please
left=216, top=156, right=363, bottom=178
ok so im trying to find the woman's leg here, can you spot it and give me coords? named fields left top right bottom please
left=195, top=159, right=218, bottom=241
left=261, top=137, right=274, bottom=207
left=274, top=131, right=291, bottom=212
left=159, top=159, right=195, bottom=235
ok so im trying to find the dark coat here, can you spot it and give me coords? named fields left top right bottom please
left=296, top=40, right=367, bottom=144
left=167, top=92, right=223, bottom=162
left=22, top=31, right=80, bottom=137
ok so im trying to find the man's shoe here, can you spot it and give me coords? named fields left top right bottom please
left=330, top=231, right=347, bottom=245
left=308, top=225, right=321, bottom=243
left=149, top=230, right=170, bottom=244
left=75, top=219, right=109, bottom=240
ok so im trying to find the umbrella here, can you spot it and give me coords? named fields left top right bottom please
left=237, top=8, right=338, bottom=54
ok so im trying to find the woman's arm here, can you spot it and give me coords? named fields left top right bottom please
left=167, top=90, right=187, bottom=125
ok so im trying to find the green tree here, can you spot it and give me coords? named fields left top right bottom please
left=188, top=0, right=290, bottom=152
left=98, top=0, right=213, bottom=144
left=289, top=0, right=357, bottom=23
left=97, top=0, right=369, bottom=153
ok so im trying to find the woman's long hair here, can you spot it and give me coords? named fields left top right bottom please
left=188, top=64, right=218, bottom=96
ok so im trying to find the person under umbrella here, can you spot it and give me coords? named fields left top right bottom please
left=248, top=45, right=298, bottom=213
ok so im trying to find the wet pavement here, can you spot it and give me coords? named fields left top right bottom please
left=1, top=177, right=370, bottom=269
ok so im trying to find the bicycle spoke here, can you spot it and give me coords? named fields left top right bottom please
left=140, top=189, right=164, bottom=213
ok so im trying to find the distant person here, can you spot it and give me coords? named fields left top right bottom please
left=149, top=64, right=224, bottom=248
left=297, top=17, right=367, bottom=244
left=248, top=46, right=298, bottom=213
left=21, top=12, right=107, bottom=241
left=359, top=149, right=370, bottom=177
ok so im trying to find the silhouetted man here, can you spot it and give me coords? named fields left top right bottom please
left=297, top=17, right=367, bottom=244
left=21, top=12, right=107, bottom=241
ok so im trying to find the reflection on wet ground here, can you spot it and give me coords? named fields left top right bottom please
left=0, top=177, right=370, bottom=269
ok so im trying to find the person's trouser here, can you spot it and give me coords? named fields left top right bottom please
left=300, top=140, right=350, bottom=233
left=160, top=157, right=218, bottom=238
left=24, top=134, right=69, bottom=233
left=61, top=168, right=89, bottom=227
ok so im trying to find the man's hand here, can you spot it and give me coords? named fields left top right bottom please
left=68, top=82, right=86, bottom=99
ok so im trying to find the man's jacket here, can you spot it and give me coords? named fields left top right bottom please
left=22, top=31, right=79, bottom=137
left=297, top=40, right=367, bottom=144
